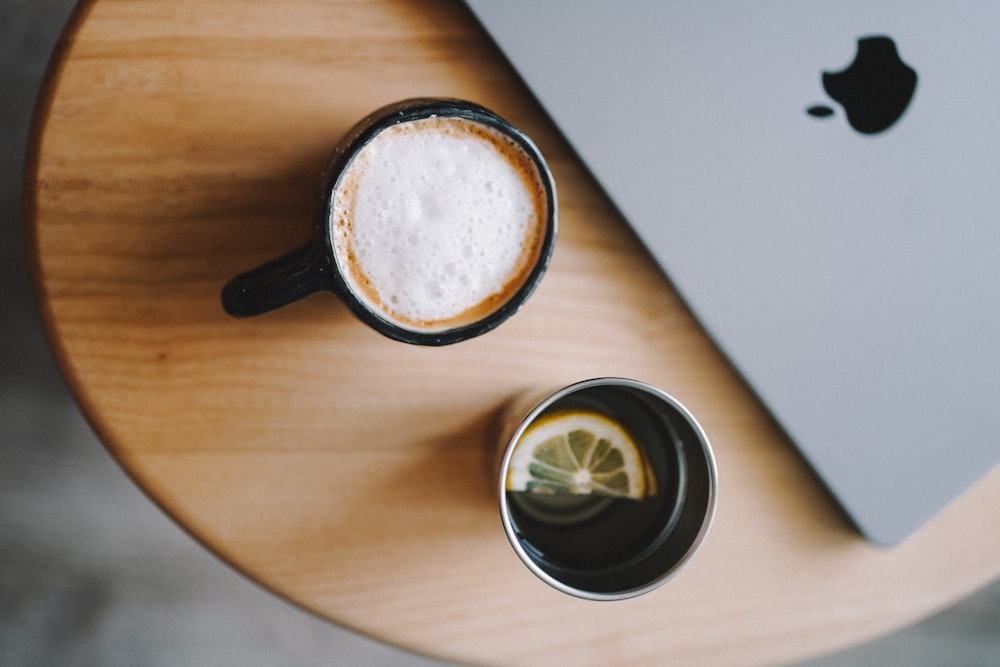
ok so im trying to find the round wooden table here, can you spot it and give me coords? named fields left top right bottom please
left=27, top=2, right=1000, bottom=665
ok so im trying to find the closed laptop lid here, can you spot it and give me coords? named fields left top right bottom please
left=466, top=0, right=1000, bottom=546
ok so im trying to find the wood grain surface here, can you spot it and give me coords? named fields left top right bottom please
left=26, top=1, right=1000, bottom=665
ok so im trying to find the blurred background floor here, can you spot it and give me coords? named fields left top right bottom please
left=2, top=1, right=998, bottom=665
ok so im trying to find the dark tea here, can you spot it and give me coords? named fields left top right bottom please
left=497, top=379, right=716, bottom=600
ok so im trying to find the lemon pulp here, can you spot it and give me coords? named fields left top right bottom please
left=506, top=410, right=652, bottom=500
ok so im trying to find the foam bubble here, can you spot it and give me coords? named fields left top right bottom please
left=332, top=116, right=546, bottom=331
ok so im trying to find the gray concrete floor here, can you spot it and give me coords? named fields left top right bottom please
left=2, top=1, right=998, bottom=665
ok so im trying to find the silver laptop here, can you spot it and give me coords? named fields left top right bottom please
left=465, top=0, right=1000, bottom=546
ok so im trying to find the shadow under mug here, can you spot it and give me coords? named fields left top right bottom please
left=495, top=378, right=718, bottom=601
left=221, top=98, right=557, bottom=346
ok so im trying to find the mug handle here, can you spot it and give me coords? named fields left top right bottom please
left=221, top=243, right=329, bottom=317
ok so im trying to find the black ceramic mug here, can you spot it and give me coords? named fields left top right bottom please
left=221, top=98, right=557, bottom=346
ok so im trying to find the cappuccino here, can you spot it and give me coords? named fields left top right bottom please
left=330, top=116, right=549, bottom=333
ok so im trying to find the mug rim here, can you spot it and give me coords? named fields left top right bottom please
left=315, top=97, right=558, bottom=346
left=497, top=377, right=718, bottom=601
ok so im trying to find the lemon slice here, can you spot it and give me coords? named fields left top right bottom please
left=506, top=411, right=651, bottom=499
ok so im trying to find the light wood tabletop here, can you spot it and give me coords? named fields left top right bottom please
left=26, top=1, right=1000, bottom=665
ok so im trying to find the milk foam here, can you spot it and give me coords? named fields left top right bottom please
left=332, top=117, right=546, bottom=331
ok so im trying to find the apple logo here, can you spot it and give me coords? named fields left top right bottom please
left=807, top=36, right=918, bottom=135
